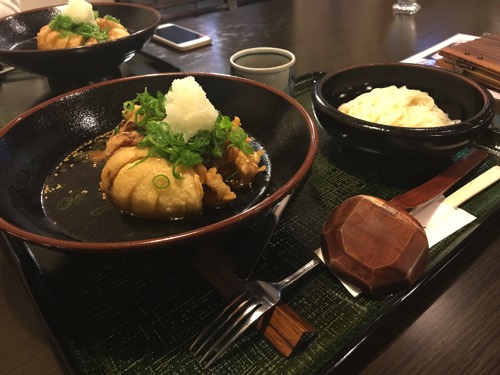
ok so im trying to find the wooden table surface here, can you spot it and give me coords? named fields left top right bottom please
left=1, top=0, right=499, bottom=374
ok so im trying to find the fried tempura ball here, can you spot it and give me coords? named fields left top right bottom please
left=100, top=147, right=203, bottom=219
left=37, top=17, right=130, bottom=50
left=226, top=147, right=266, bottom=187
left=96, top=17, right=129, bottom=40
left=103, top=110, right=144, bottom=159
left=195, top=165, right=236, bottom=208
left=37, top=25, right=85, bottom=50
left=211, top=116, right=266, bottom=187
left=100, top=146, right=147, bottom=194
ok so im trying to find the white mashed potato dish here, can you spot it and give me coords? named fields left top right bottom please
left=338, top=85, right=459, bottom=128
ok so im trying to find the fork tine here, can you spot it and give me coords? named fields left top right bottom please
left=192, top=257, right=322, bottom=368
left=200, top=303, right=271, bottom=369
left=190, top=292, right=250, bottom=354
left=199, top=297, right=259, bottom=360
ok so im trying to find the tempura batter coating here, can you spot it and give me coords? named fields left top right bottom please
left=224, top=146, right=266, bottom=187
left=101, top=147, right=203, bottom=219
left=37, top=17, right=130, bottom=50
left=96, top=18, right=129, bottom=40
left=104, top=107, right=144, bottom=159
left=37, top=25, right=85, bottom=50
left=100, top=146, right=147, bottom=194
left=195, top=165, right=236, bottom=208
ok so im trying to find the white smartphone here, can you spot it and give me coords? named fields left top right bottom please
left=153, top=23, right=212, bottom=51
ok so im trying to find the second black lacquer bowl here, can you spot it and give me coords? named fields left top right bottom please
left=0, top=2, right=161, bottom=78
left=312, top=63, right=495, bottom=157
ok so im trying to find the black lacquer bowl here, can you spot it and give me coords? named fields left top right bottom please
left=0, top=73, right=318, bottom=252
left=0, top=2, right=161, bottom=78
left=312, top=63, right=495, bottom=157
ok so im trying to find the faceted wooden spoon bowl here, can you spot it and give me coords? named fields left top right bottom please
left=320, top=149, right=487, bottom=295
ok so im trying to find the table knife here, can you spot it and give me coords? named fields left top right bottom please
left=232, top=194, right=292, bottom=280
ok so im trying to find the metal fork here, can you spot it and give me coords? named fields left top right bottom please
left=190, top=256, right=322, bottom=368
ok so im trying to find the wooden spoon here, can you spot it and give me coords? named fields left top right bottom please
left=320, top=149, right=487, bottom=295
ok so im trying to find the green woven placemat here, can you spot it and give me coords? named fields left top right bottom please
left=7, top=75, right=499, bottom=375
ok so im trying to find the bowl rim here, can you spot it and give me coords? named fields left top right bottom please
left=0, top=72, right=319, bottom=252
left=0, top=2, right=162, bottom=54
left=312, top=62, right=495, bottom=137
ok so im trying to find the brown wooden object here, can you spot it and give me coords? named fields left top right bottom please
left=320, top=149, right=487, bottom=295
left=437, top=33, right=500, bottom=91
left=192, top=244, right=316, bottom=357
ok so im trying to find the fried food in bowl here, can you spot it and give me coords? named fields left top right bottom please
left=0, top=73, right=318, bottom=252
left=0, top=2, right=160, bottom=78
left=98, top=76, right=268, bottom=220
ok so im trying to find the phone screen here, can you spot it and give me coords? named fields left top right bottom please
left=156, top=25, right=204, bottom=44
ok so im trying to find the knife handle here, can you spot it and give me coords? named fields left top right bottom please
left=388, top=148, right=487, bottom=210
left=443, top=165, right=500, bottom=208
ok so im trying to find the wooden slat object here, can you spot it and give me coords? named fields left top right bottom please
left=192, top=244, right=316, bottom=357
left=437, top=33, right=500, bottom=90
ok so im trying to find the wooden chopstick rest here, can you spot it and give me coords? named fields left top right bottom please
left=192, top=243, right=316, bottom=357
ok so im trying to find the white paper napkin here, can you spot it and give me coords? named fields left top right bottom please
left=411, top=195, right=476, bottom=247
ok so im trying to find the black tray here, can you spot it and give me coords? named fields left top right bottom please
left=2, top=67, right=499, bottom=374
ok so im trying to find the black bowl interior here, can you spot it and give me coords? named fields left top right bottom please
left=0, top=73, right=318, bottom=251
left=0, top=3, right=161, bottom=77
left=312, top=63, right=494, bottom=156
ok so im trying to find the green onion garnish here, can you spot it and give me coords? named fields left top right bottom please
left=152, top=174, right=170, bottom=189
left=123, top=89, right=254, bottom=179
left=49, top=13, right=111, bottom=42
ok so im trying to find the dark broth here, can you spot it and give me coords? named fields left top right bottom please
left=42, top=133, right=271, bottom=243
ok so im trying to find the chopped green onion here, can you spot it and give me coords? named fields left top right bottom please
left=229, top=126, right=254, bottom=155
left=152, top=174, right=170, bottom=189
left=123, top=88, right=255, bottom=179
left=104, top=15, right=121, bottom=23
left=48, top=13, right=122, bottom=43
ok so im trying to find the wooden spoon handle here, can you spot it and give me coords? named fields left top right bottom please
left=388, top=148, right=487, bottom=210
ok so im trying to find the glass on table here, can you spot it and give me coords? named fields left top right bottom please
left=392, top=0, right=421, bottom=15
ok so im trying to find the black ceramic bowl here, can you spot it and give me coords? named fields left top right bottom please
left=0, top=73, right=318, bottom=252
left=0, top=2, right=161, bottom=78
left=312, top=63, right=495, bottom=157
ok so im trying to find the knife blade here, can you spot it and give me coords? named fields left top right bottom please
left=232, top=194, right=293, bottom=280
